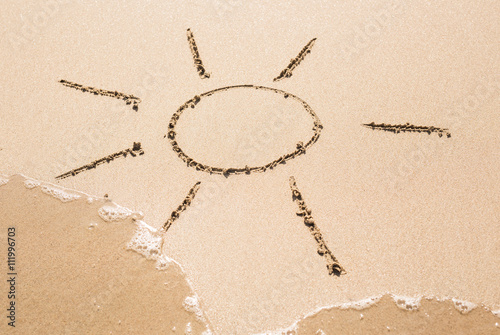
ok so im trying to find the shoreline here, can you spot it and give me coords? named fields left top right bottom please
left=1, top=172, right=498, bottom=334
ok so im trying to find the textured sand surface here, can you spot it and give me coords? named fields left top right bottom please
left=278, top=295, right=500, bottom=335
left=1, top=1, right=499, bottom=334
left=1, top=175, right=499, bottom=334
left=0, top=175, right=212, bottom=334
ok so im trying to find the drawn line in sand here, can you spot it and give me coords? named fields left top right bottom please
left=55, top=142, right=144, bottom=180
left=273, top=38, right=317, bottom=82
left=289, top=176, right=346, bottom=276
left=161, top=181, right=201, bottom=233
left=167, top=85, right=323, bottom=176
left=58, top=79, right=142, bottom=111
left=187, top=28, right=210, bottom=79
left=363, top=122, right=451, bottom=138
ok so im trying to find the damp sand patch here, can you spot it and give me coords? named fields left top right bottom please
left=0, top=174, right=212, bottom=334
left=261, top=295, right=500, bottom=335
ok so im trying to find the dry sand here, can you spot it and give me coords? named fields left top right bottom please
left=1, top=1, right=499, bottom=334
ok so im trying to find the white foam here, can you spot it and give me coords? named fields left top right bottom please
left=127, top=221, right=163, bottom=260
left=183, top=295, right=205, bottom=321
left=452, top=298, right=477, bottom=314
left=98, top=203, right=132, bottom=222
left=392, top=294, right=421, bottom=311
left=201, top=329, right=213, bottom=335
left=256, top=296, right=383, bottom=334
left=185, top=322, right=192, bottom=335
left=155, top=254, right=173, bottom=271
left=0, top=175, right=8, bottom=187
left=492, top=309, right=500, bottom=318
left=41, top=184, right=81, bottom=202
left=24, top=178, right=41, bottom=189
left=339, top=295, right=383, bottom=310
left=23, top=175, right=82, bottom=202
left=131, top=211, right=145, bottom=221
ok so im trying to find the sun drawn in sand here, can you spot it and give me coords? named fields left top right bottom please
left=57, top=29, right=451, bottom=277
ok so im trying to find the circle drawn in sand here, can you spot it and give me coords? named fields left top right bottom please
left=167, top=85, right=323, bottom=176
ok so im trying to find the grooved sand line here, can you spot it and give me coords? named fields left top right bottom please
left=58, top=79, right=142, bottom=111
left=187, top=28, right=210, bottom=79
left=167, top=85, right=323, bottom=176
left=273, top=38, right=317, bottom=82
left=161, top=181, right=201, bottom=233
left=55, top=142, right=144, bottom=180
left=289, top=176, right=346, bottom=276
left=363, top=122, right=451, bottom=137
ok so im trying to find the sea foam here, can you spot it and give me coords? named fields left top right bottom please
left=0, top=178, right=8, bottom=187
left=338, top=295, right=383, bottom=310
left=98, top=203, right=133, bottom=222
left=0, top=173, right=9, bottom=187
left=127, top=222, right=163, bottom=259
left=24, top=178, right=41, bottom=189
left=452, top=298, right=477, bottom=314
left=183, top=295, right=206, bottom=322
left=41, top=184, right=81, bottom=202
left=391, top=294, right=421, bottom=311
left=21, top=175, right=81, bottom=202
left=185, top=322, right=192, bottom=335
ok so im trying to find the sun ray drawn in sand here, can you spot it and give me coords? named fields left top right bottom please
left=58, top=79, right=142, bottom=111
left=186, top=28, right=211, bottom=79
left=363, top=122, right=451, bottom=137
left=55, top=142, right=144, bottom=180
left=273, top=38, right=317, bottom=82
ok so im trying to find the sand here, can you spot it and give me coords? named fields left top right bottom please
left=1, top=174, right=499, bottom=334
left=0, top=175, right=212, bottom=334
left=1, top=1, right=499, bottom=334
left=280, top=295, right=500, bottom=335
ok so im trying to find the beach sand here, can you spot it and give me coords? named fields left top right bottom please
left=0, top=175, right=212, bottom=334
left=1, top=1, right=499, bottom=334
left=1, top=174, right=499, bottom=334
left=283, top=295, right=500, bottom=334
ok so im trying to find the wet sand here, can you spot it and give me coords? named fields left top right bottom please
left=277, top=295, right=500, bottom=335
left=0, top=175, right=212, bottom=334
